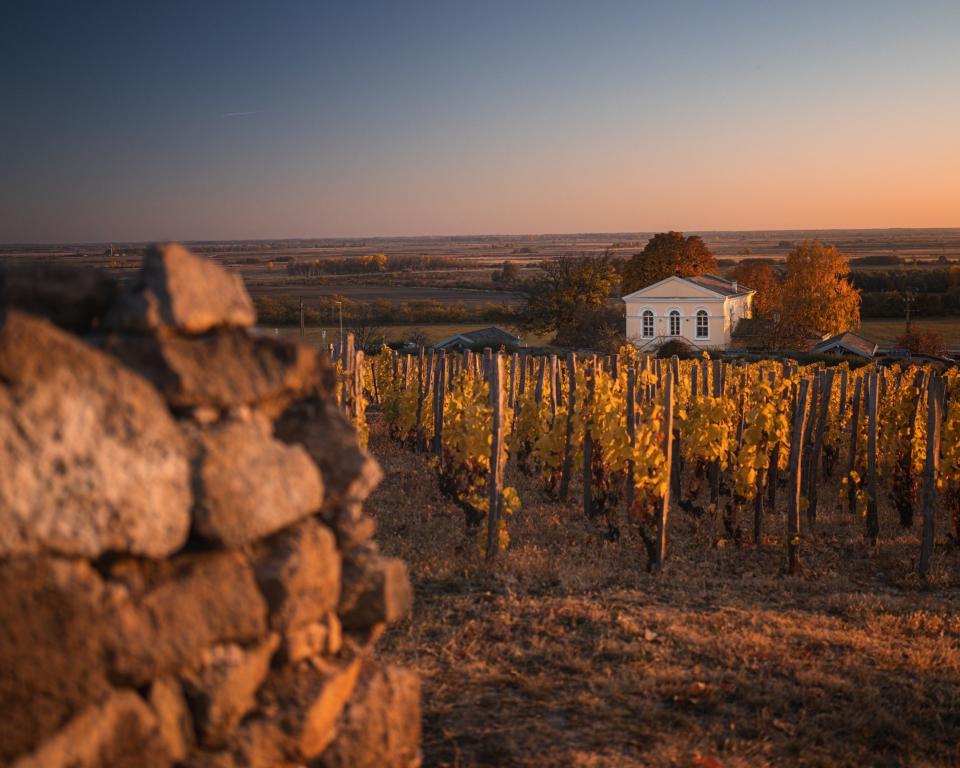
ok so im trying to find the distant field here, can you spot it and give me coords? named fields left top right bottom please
left=269, top=323, right=553, bottom=348
left=248, top=282, right=522, bottom=306
left=860, top=317, right=960, bottom=346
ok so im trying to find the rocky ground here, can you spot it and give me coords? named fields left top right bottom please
left=366, top=415, right=960, bottom=767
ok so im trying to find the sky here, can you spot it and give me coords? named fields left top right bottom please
left=2, top=0, right=959, bottom=243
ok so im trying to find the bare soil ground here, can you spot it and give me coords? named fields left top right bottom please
left=364, top=416, right=960, bottom=767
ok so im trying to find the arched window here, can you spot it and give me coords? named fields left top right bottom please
left=696, top=309, right=709, bottom=339
left=641, top=309, right=654, bottom=338
left=669, top=309, right=681, bottom=336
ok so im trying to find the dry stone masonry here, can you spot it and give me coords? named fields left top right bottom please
left=0, top=244, right=420, bottom=768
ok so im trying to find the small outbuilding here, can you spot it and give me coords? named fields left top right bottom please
left=432, top=326, right=521, bottom=352
left=811, top=331, right=878, bottom=359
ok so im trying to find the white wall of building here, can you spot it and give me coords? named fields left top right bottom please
left=623, top=277, right=753, bottom=349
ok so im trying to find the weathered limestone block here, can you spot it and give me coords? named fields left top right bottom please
left=148, top=676, right=194, bottom=763
left=101, top=329, right=328, bottom=411
left=0, top=558, right=114, bottom=763
left=104, top=243, right=255, bottom=334
left=0, top=310, right=191, bottom=558
left=319, top=663, right=422, bottom=768
left=0, top=262, right=117, bottom=331
left=12, top=690, right=170, bottom=768
left=113, top=551, right=268, bottom=684
left=193, top=415, right=324, bottom=547
left=275, top=398, right=383, bottom=509
left=267, top=658, right=362, bottom=760
left=283, top=614, right=342, bottom=663
left=339, top=553, right=413, bottom=630
left=253, top=518, right=340, bottom=632
left=229, top=718, right=299, bottom=768
left=184, top=635, right=280, bottom=748
left=190, top=719, right=298, bottom=768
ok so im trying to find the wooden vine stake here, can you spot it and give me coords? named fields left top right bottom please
left=353, top=350, right=364, bottom=429
left=582, top=358, right=596, bottom=520
left=866, top=372, right=880, bottom=547
left=846, top=375, right=863, bottom=514
left=654, top=368, right=674, bottom=573
left=432, top=351, right=446, bottom=456
left=549, top=354, right=559, bottom=418
left=919, top=377, right=944, bottom=577
left=626, top=366, right=637, bottom=519
left=786, top=378, right=810, bottom=574
left=807, top=369, right=834, bottom=525
left=486, top=352, right=506, bottom=562
left=559, top=352, right=578, bottom=502
left=534, top=356, right=546, bottom=404
left=867, top=373, right=880, bottom=547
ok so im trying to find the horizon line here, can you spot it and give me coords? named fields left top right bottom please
left=4, top=224, right=960, bottom=249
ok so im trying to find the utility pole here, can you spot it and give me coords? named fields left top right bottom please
left=904, top=289, right=916, bottom=335
left=337, top=299, right=344, bottom=349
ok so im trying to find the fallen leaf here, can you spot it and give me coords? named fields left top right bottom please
left=692, top=752, right=723, bottom=768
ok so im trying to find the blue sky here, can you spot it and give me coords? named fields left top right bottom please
left=2, top=0, right=959, bottom=242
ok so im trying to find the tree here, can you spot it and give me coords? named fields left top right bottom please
left=551, top=305, right=625, bottom=351
left=729, top=261, right=782, bottom=319
left=621, top=232, right=718, bottom=295
left=781, top=241, right=860, bottom=337
left=493, top=260, right=522, bottom=284
left=518, top=256, right=620, bottom=345
left=896, top=327, right=946, bottom=357
left=348, top=314, right=388, bottom=351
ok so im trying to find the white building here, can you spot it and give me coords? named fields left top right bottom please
left=622, top=274, right=754, bottom=350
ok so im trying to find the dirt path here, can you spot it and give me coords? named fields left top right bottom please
left=365, top=418, right=960, bottom=767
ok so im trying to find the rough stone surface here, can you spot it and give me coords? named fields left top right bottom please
left=0, top=558, right=114, bottom=763
left=101, top=330, right=327, bottom=411
left=320, top=663, right=423, bottom=768
left=0, top=253, right=420, bottom=767
left=148, top=677, right=194, bottom=762
left=104, top=243, right=255, bottom=334
left=12, top=690, right=170, bottom=768
left=184, top=634, right=280, bottom=748
left=275, top=397, right=383, bottom=508
left=113, top=551, right=268, bottom=684
left=253, top=518, right=340, bottom=632
left=283, top=613, right=343, bottom=663
left=339, top=554, right=413, bottom=630
left=193, top=415, right=324, bottom=547
left=0, top=310, right=192, bottom=558
left=0, top=262, right=117, bottom=331
left=269, top=658, right=362, bottom=760
left=230, top=718, right=298, bottom=768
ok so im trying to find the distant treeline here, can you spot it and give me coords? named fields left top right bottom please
left=854, top=268, right=960, bottom=318
left=253, top=295, right=519, bottom=326
left=285, top=253, right=461, bottom=276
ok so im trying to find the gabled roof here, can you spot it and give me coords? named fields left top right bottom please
left=812, top=331, right=878, bottom=359
left=686, top=274, right=754, bottom=297
left=433, top=326, right=520, bottom=349
left=622, top=273, right=754, bottom=302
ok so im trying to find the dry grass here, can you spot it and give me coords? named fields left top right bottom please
left=859, top=318, right=960, bottom=347
left=365, top=417, right=960, bottom=767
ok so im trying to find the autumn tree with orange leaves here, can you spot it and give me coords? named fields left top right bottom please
left=781, top=240, right=860, bottom=337
left=728, top=261, right=783, bottom=319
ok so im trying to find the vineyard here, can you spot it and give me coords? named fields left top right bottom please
left=331, top=337, right=959, bottom=579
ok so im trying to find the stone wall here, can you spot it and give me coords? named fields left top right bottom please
left=0, top=245, right=420, bottom=767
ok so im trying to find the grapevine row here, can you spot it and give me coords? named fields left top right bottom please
left=330, top=336, right=959, bottom=575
